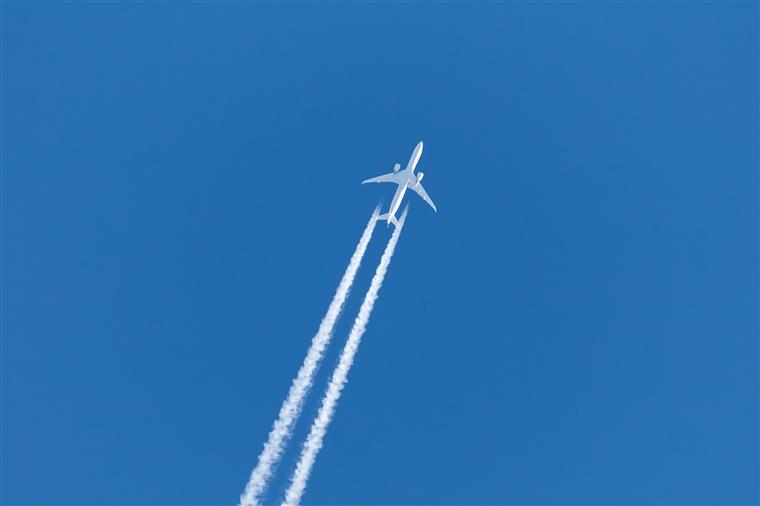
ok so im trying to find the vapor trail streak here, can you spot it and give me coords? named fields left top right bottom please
left=283, top=208, right=408, bottom=506
left=240, top=208, right=380, bottom=506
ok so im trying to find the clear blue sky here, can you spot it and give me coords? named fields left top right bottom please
left=2, top=2, right=757, bottom=505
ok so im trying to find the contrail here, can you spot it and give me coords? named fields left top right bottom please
left=240, top=208, right=380, bottom=506
left=283, top=207, right=408, bottom=506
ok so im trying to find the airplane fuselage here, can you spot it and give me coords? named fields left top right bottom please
left=387, top=182, right=409, bottom=225
left=383, top=141, right=424, bottom=225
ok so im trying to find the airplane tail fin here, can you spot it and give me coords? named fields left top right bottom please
left=377, top=213, right=399, bottom=227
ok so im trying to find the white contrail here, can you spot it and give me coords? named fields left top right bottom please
left=240, top=208, right=380, bottom=506
left=283, top=207, right=408, bottom=506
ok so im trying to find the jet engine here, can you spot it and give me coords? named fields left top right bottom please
left=415, top=172, right=425, bottom=185
left=393, top=163, right=401, bottom=172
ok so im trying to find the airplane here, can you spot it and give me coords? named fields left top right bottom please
left=362, top=141, right=437, bottom=226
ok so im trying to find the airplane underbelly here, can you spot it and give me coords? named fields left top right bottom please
left=390, top=185, right=408, bottom=216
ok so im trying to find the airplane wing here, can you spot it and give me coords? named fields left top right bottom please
left=362, top=171, right=405, bottom=185
left=411, top=182, right=437, bottom=212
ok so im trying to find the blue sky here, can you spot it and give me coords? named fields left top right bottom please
left=2, top=2, right=758, bottom=505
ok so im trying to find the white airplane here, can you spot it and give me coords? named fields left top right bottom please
left=362, top=141, right=437, bottom=226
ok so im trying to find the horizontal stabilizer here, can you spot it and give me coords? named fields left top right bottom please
left=377, top=213, right=399, bottom=227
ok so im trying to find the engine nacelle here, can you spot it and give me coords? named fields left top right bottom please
left=393, top=163, right=401, bottom=172
left=416, top=172, right=424, bottom=185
